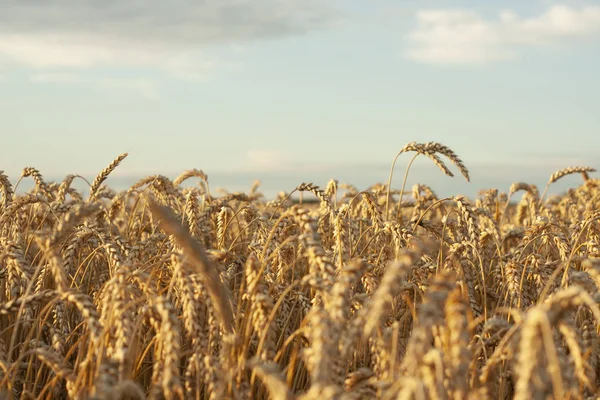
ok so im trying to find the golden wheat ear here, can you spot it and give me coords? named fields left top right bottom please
left=147, top=197, right=235, bottom=333
left=88, top=153, right=128, bottom=202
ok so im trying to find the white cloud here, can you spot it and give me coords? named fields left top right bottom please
left=29, top=72, right=86, bottom=83
left=245, top=149, right=291, bottom=171
left=0, top=1, right=339, bottom=80
left=160, top=53, right=234, bottom=83
left=406, top=5, right=600, bottom=65
left=29, top=72, right=160, bottom=99
left=0, top=34, right=149, bottom=69
left=0, top=33, right=232, bottom=83
left=97, top=78, right=160, bottom=100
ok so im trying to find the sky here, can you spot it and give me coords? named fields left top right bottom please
left=1, top=0, right=599, bottom=198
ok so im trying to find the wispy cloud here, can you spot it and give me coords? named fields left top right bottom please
left=244, top=149, right=291, bottom=171
left=29, top=72, right=86, bottom=83
left=97, top=78, right=160, bottom=100
left=0, top=1, right=340, bottom=81
left=29, top=72, right=160, bottom=99
left=406, top=5, right=600, bottom=65
left=241, top=149, right=368, bottom=174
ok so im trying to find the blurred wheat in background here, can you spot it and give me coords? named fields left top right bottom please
left=1, top=142, right=599, bottom=399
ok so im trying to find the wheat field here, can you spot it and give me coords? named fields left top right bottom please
left=0, top=141, right=599, bottom=399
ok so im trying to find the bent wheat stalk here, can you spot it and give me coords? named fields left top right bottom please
left=147, top=197, right=235, bottom=333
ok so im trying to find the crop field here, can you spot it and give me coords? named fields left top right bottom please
left=0, top=141, right=599, bottom=399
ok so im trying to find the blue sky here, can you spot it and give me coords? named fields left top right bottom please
left=1, top=0, right=599, bottom=197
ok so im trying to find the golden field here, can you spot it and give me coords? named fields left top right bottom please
left=0, top=141, right=599, bottom=399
